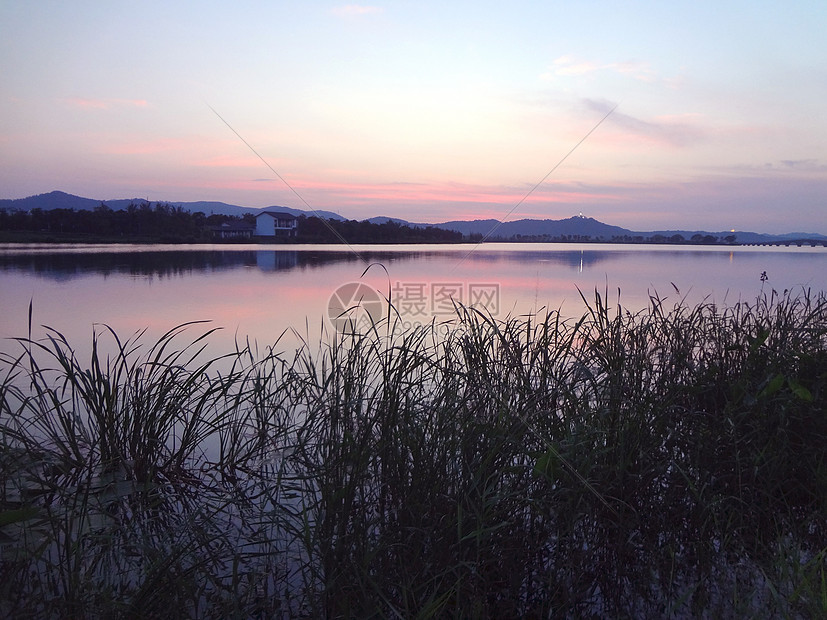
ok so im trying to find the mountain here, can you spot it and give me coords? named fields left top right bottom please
left=377, top=217, right=827, bottom=243
left=0, top=191, right=346, bottom=221
left=423, top=216, right=632, bottom=239
left=0, top=191, right=103, bottom=211
left=172, top=200, right=346, bottom=221
left=373, top=216, right=641, bottom=239
left=366, top=216, right=412, bottom=225
left=2, top=191, right=825, bottom=243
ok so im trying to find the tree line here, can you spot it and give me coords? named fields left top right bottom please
left=0, top=203, right=463, bottom=244
left=501, top=232, right=737, bottom=244
left=0, top=202, right=220, bottom=242
left=296, top=216, right=462, bottom=243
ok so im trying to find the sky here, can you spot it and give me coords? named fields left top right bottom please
left=1, top=1, right=826, bottom=233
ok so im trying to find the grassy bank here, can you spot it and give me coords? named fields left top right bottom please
left=1, top=290, right=826, bottom=618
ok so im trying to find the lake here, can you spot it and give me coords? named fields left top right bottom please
left=3, top=241, right=826, bottom=617
left=1, top=242, right=825, bottom=355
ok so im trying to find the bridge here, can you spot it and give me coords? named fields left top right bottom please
left=741, top=238, right=827, bottom=247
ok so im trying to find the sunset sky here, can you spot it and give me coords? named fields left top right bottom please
left=2, top=1, right=826, bottom=233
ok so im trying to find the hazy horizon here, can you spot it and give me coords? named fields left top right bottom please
left=2, top=2, right=825, bottom=234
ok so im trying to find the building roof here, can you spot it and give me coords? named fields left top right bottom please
left=255, top=211, right=297, bottom=219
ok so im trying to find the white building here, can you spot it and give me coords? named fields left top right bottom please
left=254, top=212, right=298, bottom=237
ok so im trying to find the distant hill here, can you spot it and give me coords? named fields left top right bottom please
left=375, top=216, right=827, bottom=244
left=0, top=191, right=103, bottom=211
left=3, top=191, right=825, bottom=244
left=174, top=200, right=346, bottom=221
left=420, top=216, right=632, bottom=239
left=366, top=216, right=411, bottom=225
left=0, top=191, right=345, bottom=221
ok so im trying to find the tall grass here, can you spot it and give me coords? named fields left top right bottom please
left=1, top=289, right=826, bottom=618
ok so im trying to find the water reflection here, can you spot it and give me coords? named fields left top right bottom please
left=1, top=243, right=824, bottom=357
left=0, top=247, right=628, bottom=280
left=0, top=250, right=322, bottom=280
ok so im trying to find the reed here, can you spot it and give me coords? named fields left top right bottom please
left=1, top=289, right=825, bottom=618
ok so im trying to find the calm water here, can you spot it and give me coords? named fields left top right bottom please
left=1, top=242, right=825, bottom=355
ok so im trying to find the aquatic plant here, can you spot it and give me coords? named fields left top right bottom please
left=1, top=289, right=825, bottom=617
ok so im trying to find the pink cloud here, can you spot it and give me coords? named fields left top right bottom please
left=275, top=178, right=592, bottom=206
left=548, top=55, right=600, bottom=76
left=102, top=137, right=191, bottom=155
left=191, top=155, right=263, bottom=168
left=545, top=56, right=670, bottom=85
left=187, top=176, right=627, bottom=222
left=609, top=60, right=657, bottom=83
